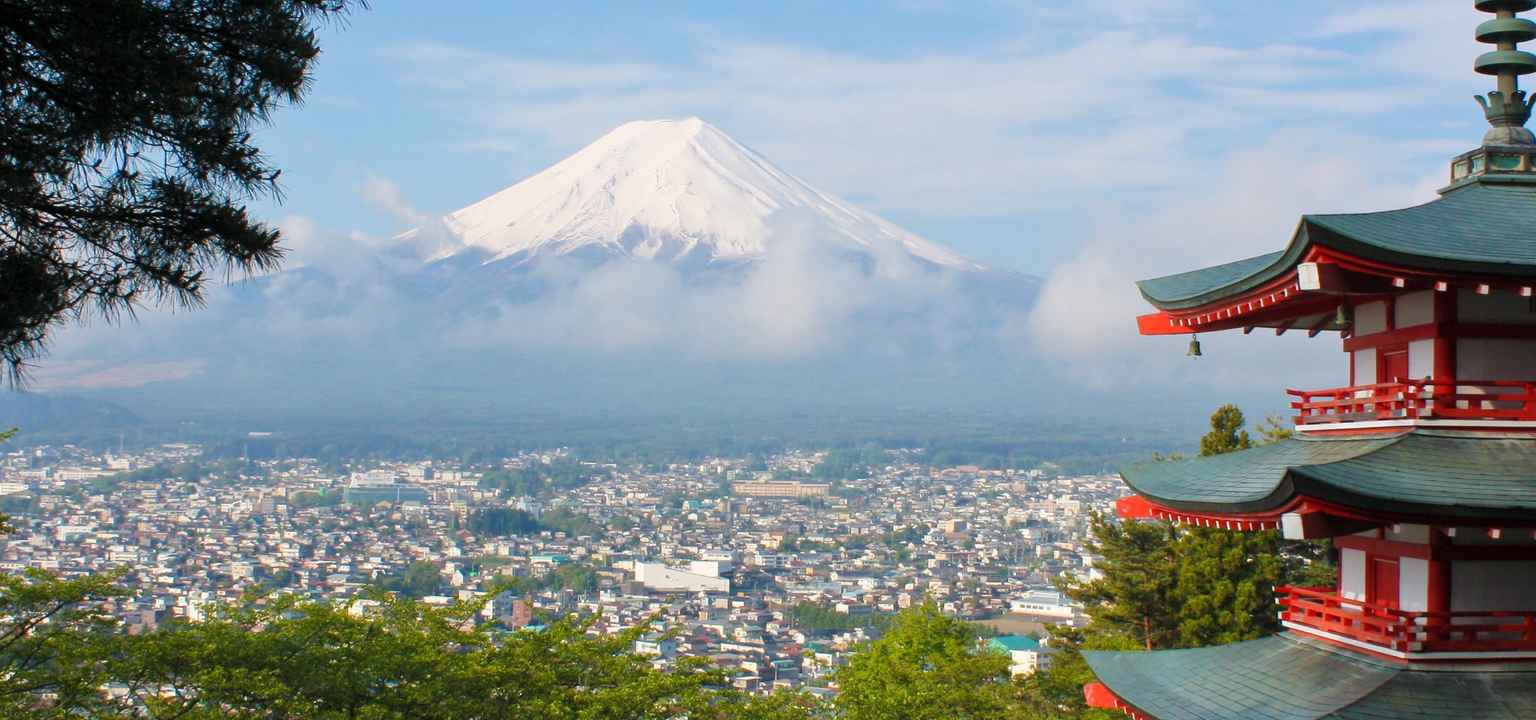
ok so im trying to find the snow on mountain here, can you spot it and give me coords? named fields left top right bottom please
left=431, top=117, right=985, bottom=272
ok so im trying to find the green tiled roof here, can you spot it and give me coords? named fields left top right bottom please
left=1136, top=251, right=1291, bottom=308
left=1083, top=634, right=1536, bottom=720
left=988, top=635, right=1041, bottom=652
left=1137, top=182, right=1536, bottom=310
left=1119, top=430, right=1536, bottom=520
left=1308, top=183, right=1536, bottom=269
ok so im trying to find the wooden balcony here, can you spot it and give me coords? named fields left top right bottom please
left=1288, top=379, right=1536, bottom=427
left=1277, top=586, right=1536, bottom=657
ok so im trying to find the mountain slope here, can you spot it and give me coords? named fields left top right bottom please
left=432, top=117, right=985, bottom=272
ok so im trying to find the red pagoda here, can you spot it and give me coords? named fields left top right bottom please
left=1082, top=3, right=1536, bottom=718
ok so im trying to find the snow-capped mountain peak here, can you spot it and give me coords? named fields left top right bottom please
left=433, top=117, right=984, bottom=271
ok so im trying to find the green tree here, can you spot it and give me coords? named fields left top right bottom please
left=1068, top=404, right=1298, bottom=651
left=1199, top=404, right=1252, bottom=457
left=0, top=569, right=128, bottom=718
left=379, top=561, right=443, bottom=599
left=812, top=446, right=890, bottom=480
left=0, top=0, right=360, bottom=379
left=1062, top=513, right=1180, bottom=650
left=834, top=602, right=1013, bottom=720
left=1177, top=405, right=1289, bottom=646
left=108, top=592, right=814, bottom=719
left=468, top=507, right=541, bottom=536
left=1256, top=415, right=1294, bottom=444
left=1172, top=527, right=1284, bottom=646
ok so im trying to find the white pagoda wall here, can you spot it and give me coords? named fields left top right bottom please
left=1352, top=349, right=1375, bottom=385
left=1451, top=561, right=1536, bottom=612
left=1340, top=548, right=1366, bottom=602
left=1458, top=338, right=1536, bottom=380
left=1356, top=302, right=1389, bottom=335
left=1397, top=291, right=1435, bottom=327
left=1399, top=557, right=1429, bottom=612
left=1458, top=289, right=1536, bottom=325
left=1408, top=340, right=1433, bottom=379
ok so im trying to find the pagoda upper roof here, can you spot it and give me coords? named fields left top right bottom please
left=1083, top=633, right=1536, bottom=720
left=1138, top=181, right=1536, bottom=311
left=1120, top=429, right=1536, bottom=522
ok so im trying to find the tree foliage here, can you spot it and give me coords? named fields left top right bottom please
left=811, top=446, right=889, bottom=480
left=1063, top=513, right=1181, bottom=650
left=787, top=602, right=895, bottom=633
left=0, top=575, right=813, bottom=719
left=477, top=463, right=591, bottom=498
left=468, top=507, right=541, bottom=536
left=1065, top=404, right=1307, bottom=651
left=833, top=602, right=1013, bottom=720
left=0, top=0, right=360, bottom=379
left=374, top=560, right=442, bottom=599
left=1198, top=404, right=1252, bottom=457
left=0, top=568, right=129, bottom=717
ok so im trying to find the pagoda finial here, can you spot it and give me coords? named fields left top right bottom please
left=1475, top=1, right=1536, bottom=145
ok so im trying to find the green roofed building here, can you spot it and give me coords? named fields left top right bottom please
left=1084, top=3, right=1536, bottom=718
left=987, top=635, right=1046, bottom=677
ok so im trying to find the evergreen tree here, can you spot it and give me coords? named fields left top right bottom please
left=1172, top=527, right=1284, bottom=646
left=1062, top=514, right=1180, bottom=650
left=0, top=0, right=361, bottom=380
left=1067, top=404, right=1297, bottom=651
left=1174, top=404, right=1285, bottom=645
left=1198, top=404, right=1252, bottom=457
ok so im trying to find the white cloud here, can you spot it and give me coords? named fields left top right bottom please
left=440, top=210, right=976, bottom=361
left=1019, top=128, right=1448, bottom=388
left=381, top=20, right=1422, bottom=221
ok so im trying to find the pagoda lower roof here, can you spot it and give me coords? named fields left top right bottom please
left=1138, top=181, right=1536, bottom=310
left=1120, top=430, right=1536, bottom=522
left=1083, top=633, right=1536, bottom=720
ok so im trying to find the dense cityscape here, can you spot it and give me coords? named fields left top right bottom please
left=0, top=440, right=1120, bottom=692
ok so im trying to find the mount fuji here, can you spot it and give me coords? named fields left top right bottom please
left=37, top=117, right=1058, bottom=434
left=416, top=117, right=989, bottom=275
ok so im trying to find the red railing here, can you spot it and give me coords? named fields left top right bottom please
left=1288, top=379, right=1536, bottom=425
left=1277, top=586, right=1536, bottom=654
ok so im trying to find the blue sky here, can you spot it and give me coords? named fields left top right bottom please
left=257, top=1, right=1490, bottom=277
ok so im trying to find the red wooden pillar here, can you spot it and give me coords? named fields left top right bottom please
left=1426, top=527, right=1452, bottom=613
left=1433, top=290, right=1458, bottom=413
left=1424, top=526, right=1453, bottom=648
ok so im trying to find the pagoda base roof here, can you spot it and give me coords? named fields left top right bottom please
left=1083, top=633, right=1536, bottom=720
left=1118, top=429, right=1536, bottom=523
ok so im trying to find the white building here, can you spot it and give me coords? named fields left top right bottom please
left=634, top=561, right=729, bottom=593
left=1009, top=589, right=1076, bottom=619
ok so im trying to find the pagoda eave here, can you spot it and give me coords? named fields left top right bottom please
left=1137, top=184, right=1536, bottom=325
left=1116, top=494, right=1385, bottom=538
left=1081, top=634, right=1536, bottom=720
left=1116, top=431, right=1536, bottom=529
left=1137, top=242, right=1536, bottom=337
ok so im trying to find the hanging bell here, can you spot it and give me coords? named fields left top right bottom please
left=1187, top=334, right=1202, bottom=358
left=1334, top=303, right=1353, bottom=329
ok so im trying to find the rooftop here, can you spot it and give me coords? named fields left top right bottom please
left=1083, top=633, right=1536, bottom=720
left=1119, top=429, right=1536, bottom=522
left=1137, top=182, right=1536, bottom=311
